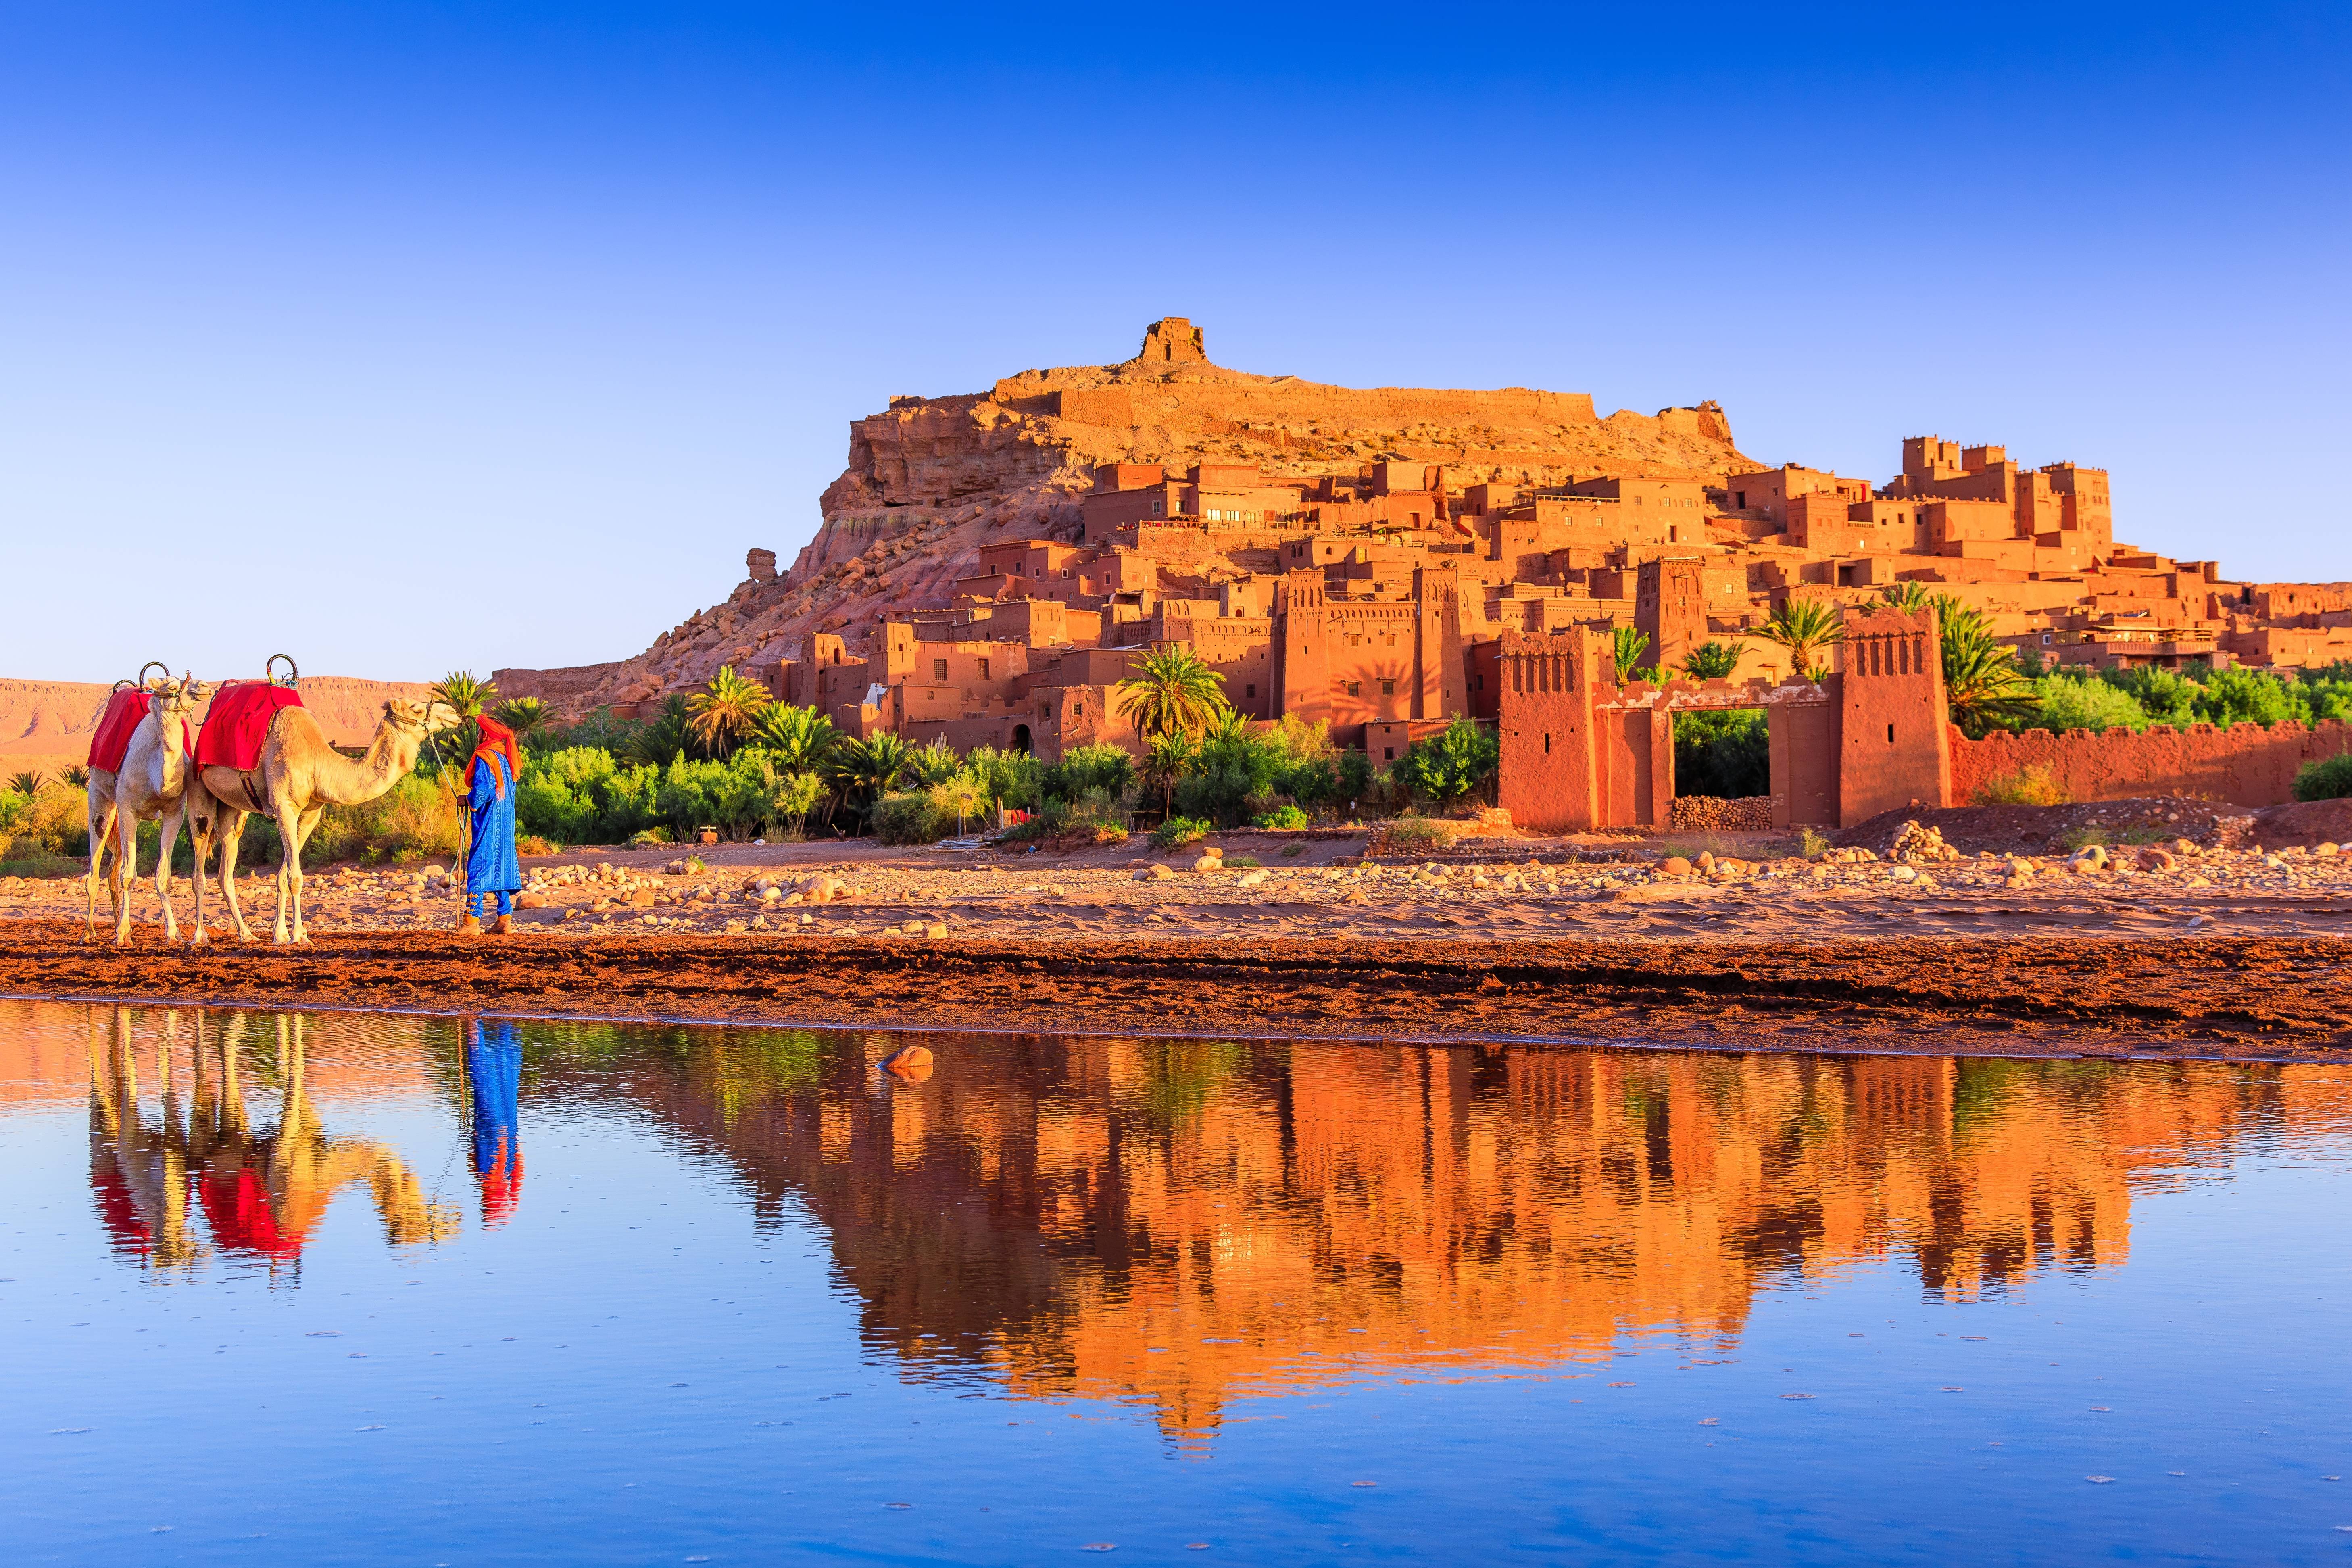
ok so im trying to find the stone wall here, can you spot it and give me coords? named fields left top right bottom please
left=1951, top=720, right=2352, bottom=808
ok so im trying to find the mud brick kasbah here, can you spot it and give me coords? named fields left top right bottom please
left=497, top=319, right=2352, bottom=827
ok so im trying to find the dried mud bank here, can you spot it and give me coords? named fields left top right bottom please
left=3, top=923, right=2347, bottom=1063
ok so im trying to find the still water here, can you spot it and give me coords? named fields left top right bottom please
left=2, top=998, right=2348, bottom=1565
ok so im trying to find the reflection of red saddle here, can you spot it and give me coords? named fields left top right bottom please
left=194, top=682, right=304, bottom=771
left=88, top=689, right=172, bottom=773
left=198, top=1167, right=304, bottom=1260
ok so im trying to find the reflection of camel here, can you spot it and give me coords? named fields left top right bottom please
left=86, top=1005, right=205, bottom=1269
left=190, top=698, right=456, bottom=945
left=86, top=676, right=212, bottom=947
left=178, top=1011, right=458, bottom=1266
left=465, top=1019, right=524, bottom=1228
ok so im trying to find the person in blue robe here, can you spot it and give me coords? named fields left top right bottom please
left=464, top=1018, right=524, bottom=1227
left=461, top=715, right=523, bottom=935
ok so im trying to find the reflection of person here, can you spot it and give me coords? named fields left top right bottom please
left=460, top=715, right=523, bottom=935
left=465, top=1018, right=524, bottom=1228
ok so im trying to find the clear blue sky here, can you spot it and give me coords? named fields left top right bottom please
left=4, top=2, right=2345, bottom=684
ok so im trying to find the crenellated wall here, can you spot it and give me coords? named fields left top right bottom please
left=1951, top=719, right=2352, bottom=808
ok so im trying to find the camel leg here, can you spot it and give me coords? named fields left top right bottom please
left=288, top=805, right=325, bottom=942
left=184, top=794, right=212, bottom=947
left=85, top=790, right=117, bottom=942
left=270, top=799, right=309, bottom=944
left=154, top=803, right=183, bottom=946
left=217, top=809, right=257, bottom=944
left=111, top=806, right=142, bottom=947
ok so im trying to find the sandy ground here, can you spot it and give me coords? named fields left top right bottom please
left=3, top=812, right=2349, bottom=1060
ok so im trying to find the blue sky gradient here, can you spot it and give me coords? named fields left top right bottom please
left=3, top=2, right=2345, bottom=682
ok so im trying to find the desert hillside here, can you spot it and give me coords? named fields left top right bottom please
left=0, top=676, right=435, bottom=782
left=498, top=322, right=1754, bottom=711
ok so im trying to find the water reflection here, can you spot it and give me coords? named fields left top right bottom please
left=45, top=1005, right=2352, bottom=1448
left=465, top=1020, right=524, bottom=1228
left=596, top=1027, right=2352, bottom=1447
left=84, top=1007, right=455, bottom=1276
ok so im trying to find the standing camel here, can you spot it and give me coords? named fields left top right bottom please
left=94, top=674, right=212, bottom=946
left=189, top=697, right=457, bottom=945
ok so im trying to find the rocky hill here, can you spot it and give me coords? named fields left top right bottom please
left=500, top=320, right=1756, bottom=711
left=0, top=676, right=435, bottom=783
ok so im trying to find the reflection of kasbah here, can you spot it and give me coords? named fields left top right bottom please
left=89, top=1007, right=456, bottom=1274
left=465, top=1019, right=524, bottom=1228
left=605, top=1027, right=2352, bottom=1448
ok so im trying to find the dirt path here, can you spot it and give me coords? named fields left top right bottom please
left=4, top=921, right=2346, bottom=1062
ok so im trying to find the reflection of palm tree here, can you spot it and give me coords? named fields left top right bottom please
left=465, top=1018, right=525, bottom=1228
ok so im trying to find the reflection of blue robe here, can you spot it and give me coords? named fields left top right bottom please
left=467, top=752, right=522, bottom=897
left=466, top=1021, right=523, bottom=1225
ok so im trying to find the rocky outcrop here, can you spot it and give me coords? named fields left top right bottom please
left=524, top=320, right=1756, bottom=712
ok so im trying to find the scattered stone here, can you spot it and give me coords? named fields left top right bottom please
left=878, top=1045, right=934, bottom=1081
left=1659, top=856, right=1693, bottom=876
left=1236, top=869, right=1270, bottom=889
left=2318, top=842, right=2341, bottom=858
left=1191, top=855, right=1223, bottom=873
left=515, top=893, right=548, bottom=910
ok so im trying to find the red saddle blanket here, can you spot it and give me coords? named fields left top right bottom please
left=194, top=683, right=305, bottom=771
left=86, top=688, right=195, bottom=774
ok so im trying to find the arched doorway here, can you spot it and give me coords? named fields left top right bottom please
left=1010, top=724, right=1032, bottom=755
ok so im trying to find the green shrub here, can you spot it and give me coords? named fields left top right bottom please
left=1671, top=708, right=1768, bottom=799
left=1253, top=804, right=1310, bottom=830
left=1224, top=855, right=1260, bottom=869
left=1280, top=843, right=1305, bottom=857
left=515, top=746, right=662, bottom=845
left=961, top=746, right=1043, bottom=811
left=874, top=788, right=953, bottom=846
left=2294, top=753, right=2352, bottom=802
left=1399, top=718, right=1497, bottom=806
left=1975, top=765, right=2071, bottom=806
left=2033, top=672, right=2155, bottom=733
left=1153, top=816, right=1211, bottom=850
left=1381, top=815, right=1452, bottom=853
left=1047, top=744, right=1134, bottom=803
left=1797, top=827, right=1831, bottom=859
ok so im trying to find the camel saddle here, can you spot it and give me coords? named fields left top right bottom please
left=194, top=682, right=305, bottom=774
left=87, top=688, right=194, bottom=774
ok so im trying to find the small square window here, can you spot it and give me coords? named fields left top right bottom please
left=1381, top=679, right=1395, bottom=695
left=932, top=658, right=949, bottom=682
left=1346, top=681, right=1361, bottom=697
left=1383, top=747, right=1394, bottom=761
left=1245, top=683, right=1256, bottom=698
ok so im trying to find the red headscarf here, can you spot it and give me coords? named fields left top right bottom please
left=466, top=715, right=521, bottom=798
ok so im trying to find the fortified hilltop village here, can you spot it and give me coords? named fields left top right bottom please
left=499, top=319, right=2352, bottom=830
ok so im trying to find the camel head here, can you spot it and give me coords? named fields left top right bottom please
left=156, top=673, right=213, bottom=719
left=382, top=698, right=463, bottom=740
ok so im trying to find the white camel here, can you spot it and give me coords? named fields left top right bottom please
left=188, top=697, right=457, bottom=945
left=92, top=673, right=213, bottom=947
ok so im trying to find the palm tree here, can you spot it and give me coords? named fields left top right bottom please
left=686, top=665, right=772, bottom=759
left=429, top=671, right=498, bottom=768
left=753, top=703, right=838, bottom=774
left=491, top=696, right=551, bottom=743
left=626, top=695, right=694, bottom=767
left=1680, top=640, right=1745, bottom=680
left=431, top=670, right=497, bottom=719
left=8, top=769, right=44, bottom=796
left=1881, top=581, right=1934, bottom=613
left=60, top=764, right=90, bottom=787
left=1927, top=596, right=2041, bottom=735
left=907, top=736, right=961, bottom=787
left=1756, top=597, right=1846, bottom=684
left=1140, top=729, right=1199, bottom=816
left=1113, top=646, right=1230, bottom=740
left=829, top=732, right=915, bottom=827
left=1611, top=626, right=1653, bottom=682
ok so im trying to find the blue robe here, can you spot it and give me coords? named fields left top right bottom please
left=467, top=751, right=522, bottom=903
left=465, top=1020, right=523, bottom=1226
